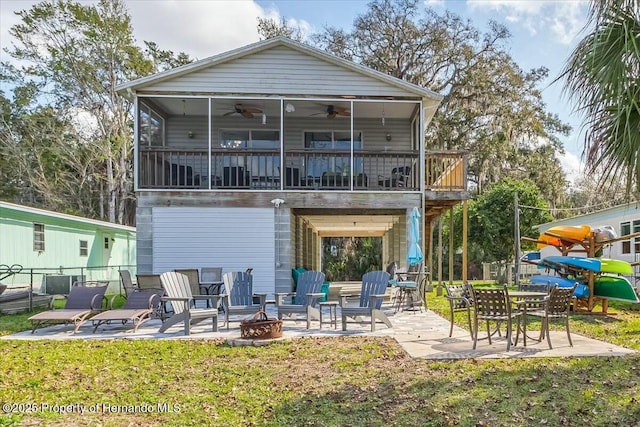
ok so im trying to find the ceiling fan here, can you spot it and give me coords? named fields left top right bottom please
left=313, top=105, right=351, bottom=119
left=223, top=104, right=263, bottom=119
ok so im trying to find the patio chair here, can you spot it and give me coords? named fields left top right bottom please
left=444, top=284, right=473, bottom=338
left=378, top=166, right=411, bottom=188
left=469, top=285, right=521, bottom=352
left=527, top=284, right=576, bottom=349
left=136, top=274, right=163, bottom=290
left=28, top=281, right=108, bottom=334
left=393, top=262, right=424, bottom=313
left=174, top=269, right=204, bottom=296
left=118, top=269, right=137, bottom=298
left=275, top=270, right=325, bottom=328
left=91, top=289, right=164, bottom=333
left=200, top=267, right=224, bottom=295
left=220, top=271, right=266, bottom=329
left=158, top=271, right=219, bottom=335
left=340, top=271, right=392, bottom=332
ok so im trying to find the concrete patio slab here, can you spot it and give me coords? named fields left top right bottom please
left=3, top=305, right=635, bottom=360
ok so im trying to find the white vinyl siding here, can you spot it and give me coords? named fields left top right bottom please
left=143, top=46, right=417, bottom=98
left=152, top=207, right=276, bottom=296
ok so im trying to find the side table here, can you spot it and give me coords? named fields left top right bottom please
left=319, top=301, right=338, bottom=329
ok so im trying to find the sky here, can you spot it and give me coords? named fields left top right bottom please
left=0, top=0, right=591, bottom=183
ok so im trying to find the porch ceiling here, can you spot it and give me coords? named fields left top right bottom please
left=148, top=97, right=418, bottom=119
left=300, top=214, right=399, bottom=237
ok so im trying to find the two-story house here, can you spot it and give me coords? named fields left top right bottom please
left=117, top=37, right=469, bottom=295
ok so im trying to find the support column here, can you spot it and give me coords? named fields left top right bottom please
left=437, top=216, right=443, bottom=296
left=449, top=207, right=454, bottom=286
left=462, top=201, right=468, bottom=284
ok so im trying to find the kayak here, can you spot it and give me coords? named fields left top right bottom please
left=593, top=275, right=639, bottom=303
left=536, top=234, right=570, bottom=250
left=600, top=258, right=633, bottom=275
left=543, top=225, right=592, bottom=242
left=530, top=275, right=590, bottom=298
left=542, top=256, right=601, bottom=273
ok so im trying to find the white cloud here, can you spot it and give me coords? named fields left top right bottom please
left=466, top=0, right=588, bottom=45
left=1, top=1, right=313, bottom=64
left=126, top=0, right=274, bottom=60
left=558, top=149, right=583, bottom=187
left=424, top=0, right=445, bottom=7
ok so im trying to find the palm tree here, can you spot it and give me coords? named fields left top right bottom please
left=561, top=0, right=640, bottom=194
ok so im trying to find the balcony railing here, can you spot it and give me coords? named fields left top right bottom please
left=138, top=147, right=467, bottom=192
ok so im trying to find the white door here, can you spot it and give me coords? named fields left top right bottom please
left=152, top=207, right=275, bottom=296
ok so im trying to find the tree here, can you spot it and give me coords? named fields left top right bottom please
left=257, top=17, right=306, bottom=42
left=2, top=0, right=191, bottom=224
left=561, top=0, right=640, bottom=195
left=438, top=179, right=552, bottom=281
left=312, top=0, right=571, bottom=197
left=322, top=237, right=382, bottom=281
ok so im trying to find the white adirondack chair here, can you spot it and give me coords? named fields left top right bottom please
left=159, top=271, right=219, bottom=335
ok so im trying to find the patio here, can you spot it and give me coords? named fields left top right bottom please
left=3, top=303, right=633, bottom=360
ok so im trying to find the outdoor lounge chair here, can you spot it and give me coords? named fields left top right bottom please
left=340, top=271, right=392, bottom=332
left=28, top=282, right=108, bottom=334
left=158, top=271, right=219, bottom=335
left=221, top=271, right=266, bottom=329
left=91, top=289, right=164, bottom=333
left=118, top=269, right=137, bottom=298
left=275, top=270, right=325, bottom=328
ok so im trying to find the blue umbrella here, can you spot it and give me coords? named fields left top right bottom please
left=407, top=207, right=423, bottom=266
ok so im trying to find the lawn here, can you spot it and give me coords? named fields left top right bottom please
left=1, top=290, right=639, bottom=427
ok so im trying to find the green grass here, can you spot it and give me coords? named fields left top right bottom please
left=0, top=290, right=639, bottom=426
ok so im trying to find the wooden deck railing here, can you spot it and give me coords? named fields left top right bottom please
left=425, top=151, right=467, bottom=191
left=138, top=148, right=467, bottom=192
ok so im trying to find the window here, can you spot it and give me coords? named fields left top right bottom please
left=220, top=129, right=280, bottom=177
left=138, top=101, right=164, bottom=147
left=33, top=223, right=45, bottom=252
left=304, top=131, right=362, bottom=177
left=79, top=240, right=88, bottom=256
left=104, top=237, right=110, bottom=249
left=619, top=221, right=640, bottom=254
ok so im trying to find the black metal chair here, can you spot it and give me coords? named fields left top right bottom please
left=444, top=284, right=473, bottom=338
left=470, top=285, right=521, bottom=352
left=527, top=284, right=576, bottom=349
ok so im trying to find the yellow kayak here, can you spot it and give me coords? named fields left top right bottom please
left=538, top=225, right=591, bottom=249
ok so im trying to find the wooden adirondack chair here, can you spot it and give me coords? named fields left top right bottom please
left=275, top=270, right=325, bottom=329
left=221, top=271, right=266, bottom=329
left=159, top=272, right=219, bottom=335
left=340, top=271, right=392, bottom=332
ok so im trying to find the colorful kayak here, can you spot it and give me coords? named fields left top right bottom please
left=593, top=275, right=639, bottom=303
left=543, top=225, right=592, bottom=242
left=600, top=259, right=633, bottom=275
left=530, top=275, right=590, bottom=298
left=542, top=256, right=601, bottom=273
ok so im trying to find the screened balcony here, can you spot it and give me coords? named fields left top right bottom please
left=136, top=97, right=467, bottom=192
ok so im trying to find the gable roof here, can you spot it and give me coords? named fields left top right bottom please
left=116, top=36, right=443, bottom=102
left=0, top=201, right=136, bottom=234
